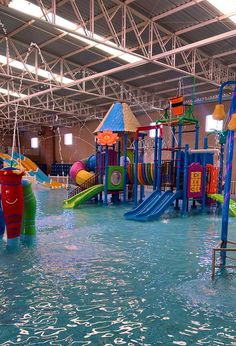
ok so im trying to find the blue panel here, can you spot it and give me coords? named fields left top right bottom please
left=189, top=153, right=213, bottom=165
left=98, top=103, right=125, bottom=132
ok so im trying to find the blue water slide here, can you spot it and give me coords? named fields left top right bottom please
left=124, top=189, right=162, bottom=219
left=124, top=190, right=182, bottom=221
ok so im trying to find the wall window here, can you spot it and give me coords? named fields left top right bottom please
left=64, top=133, right=73, bottom=145
left=205, top=114, right=223, bottom=133
left=31, top=137, right=39, bottom=149
left=149, top=122, right=162, bottom=138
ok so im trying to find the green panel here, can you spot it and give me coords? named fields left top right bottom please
left=108, top=166, right=124, bottom=190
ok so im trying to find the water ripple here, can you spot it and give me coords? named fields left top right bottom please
left=0, top=191, right=236, bottom=345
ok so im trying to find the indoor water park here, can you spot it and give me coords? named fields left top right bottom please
left=0, top=0, right=236, bottom=345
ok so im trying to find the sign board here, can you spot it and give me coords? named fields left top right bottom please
left=187, top=163, right=203, bottom=198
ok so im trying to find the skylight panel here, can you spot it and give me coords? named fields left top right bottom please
left=47, top=13, right=77, bottom=31
left=9, top=0, right=43, bottom=18
left=207, top=0, right=236, bottom=23
left=9, top=0, right=143, bottom=64
left=0, top=87, right=26, bottom=98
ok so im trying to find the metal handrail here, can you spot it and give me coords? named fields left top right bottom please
left=212, top=240, right=236, bottom=279
left=67, top=173, right=99, bottom=199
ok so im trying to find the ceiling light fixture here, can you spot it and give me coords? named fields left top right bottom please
left=0, top=54, right=73, bottom=84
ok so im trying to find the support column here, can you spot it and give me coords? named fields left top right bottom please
left=192, top=124, right=199, bottom=209
left=104, top=145, right=109, bottom=206
left=117, top=140, right=121, bottom=166
left=140, top=134, right=145, bottom=203
left=99, top=145, right=103, bottom=202
left=153, top=128, right=158, bottom=191
left=134, top=138, right=139, bottom=208
left=95, top=139, right=98, bottom=175
left=171, top=127, right=176, bottom=188
left=182, top=144, right=189, bottom=215
left=194, top=124, right=199, bottom=152
left=175, top=123, right=182, bottom=209
left=201, top=137, right=208, bottom=212
left=218, top=142, right=224, bottom=195
left=123, top=133, right=128, bottom=203
left=157, top=136, right=162, bottom=193
left=221, top=88, right=236, bottom=266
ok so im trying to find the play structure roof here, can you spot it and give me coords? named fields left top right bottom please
left=94, top=102, right=141, bottom=133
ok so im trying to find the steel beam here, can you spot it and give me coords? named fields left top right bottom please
left=0, top=0, right=236, bottom=129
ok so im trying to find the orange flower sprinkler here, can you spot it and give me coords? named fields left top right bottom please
left=96, top=131, right=119, bottom=206
left=96, top=130, right=119, bottom=146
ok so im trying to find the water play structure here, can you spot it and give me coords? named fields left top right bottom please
left=0, top=168, right=37, bottom=247
left=0, top=152, right=66, bottom=189
left=64, top=102, right=138, bottom=208
left=65, top=100, right=226, bottom=219
left=64, top=89, right=236, bottom=277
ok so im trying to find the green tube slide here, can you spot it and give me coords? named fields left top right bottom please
left=208, top=193, right=236, bottom=217
left=21, top=180, right=37, bottom=241
left=63, top=184, right=104, bottom=209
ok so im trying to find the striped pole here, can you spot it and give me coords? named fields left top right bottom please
left=220, top=85, right=236, bottom=265
left=182, top=144, right=189, bottom=215
left=153, top=128, right=158, bottom=191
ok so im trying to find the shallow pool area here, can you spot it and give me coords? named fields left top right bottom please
left=0, top=189, right=236, bottom=345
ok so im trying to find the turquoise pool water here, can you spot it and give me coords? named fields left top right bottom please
left=0, top=190, right=236, bottom=345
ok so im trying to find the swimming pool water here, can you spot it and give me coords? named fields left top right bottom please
left=0, top=190, right=236, bottom=345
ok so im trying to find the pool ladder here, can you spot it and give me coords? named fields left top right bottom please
left=212, top=240, right=236, bottom=279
